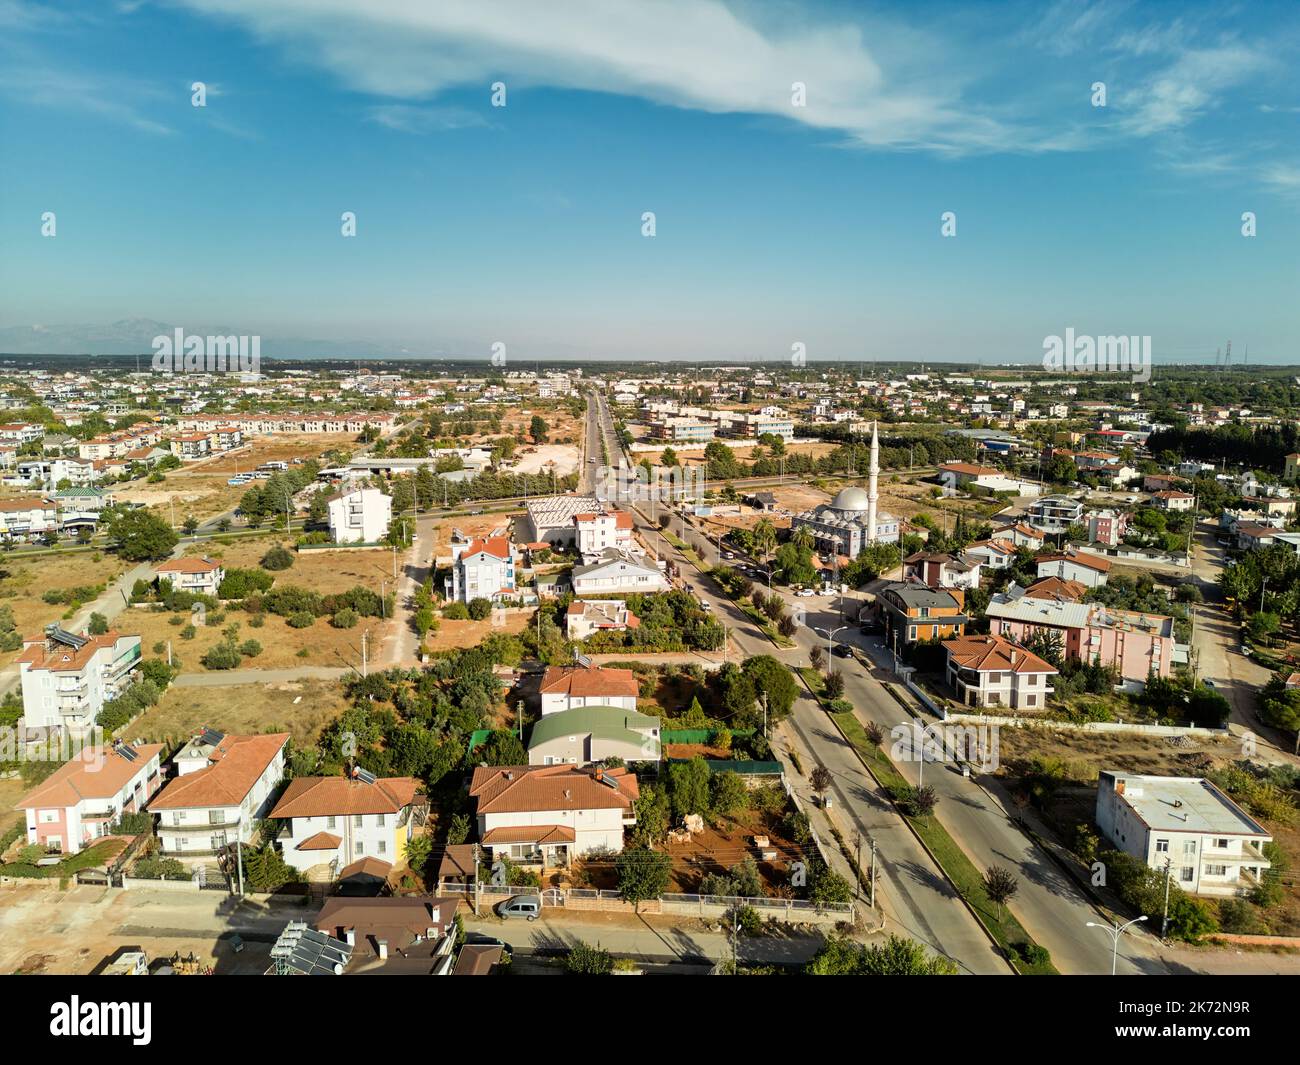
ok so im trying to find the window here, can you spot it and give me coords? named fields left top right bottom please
left=1025, top=695, right=1036, bottom=707
left=1155, top=839, right=1169, bottom=853
left=1183, top=840, right=1197, bottom=857
left=1213, top=838, right=1229, bottom=849
left=375, top=814, right=385, bottom=828
left=1205, top=864, right=1227, bottom=877
left=1180, top=866, right=1194, bottom=883
left=326, top=815, right=336, bottom=830
left=377, top=840, right=386, bottom=855
left=355, top=841, right=364, bottom=855
left=354, top=814, right=364, bottom=828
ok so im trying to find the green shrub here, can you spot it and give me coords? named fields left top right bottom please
left=287, top=611, right=315, bottom=629
left=239, top=639, right=263, bottom=658
left=260, top=544, right=295, bottom=571
left=202, top=642, right=243, bottom=670
left=331, top=608, right=358, bottom=629
left=442, top=602, right=470, bottom=620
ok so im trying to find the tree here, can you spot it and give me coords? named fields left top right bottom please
left=667, top=757, right=711, bottom=818
left=107, top=509, right=178, bottom=561
left=403, top=833, right=435, bottom=877
left=741, top=656, right=798, bottom=722
left=565, top=940, right=614, bottom=975
left=182, top=515, right=199, bottom=536
left=529, top=415, right=549, bottom=443
left=823, top=671, right=846, bottom=699
left=261, top=544, right=295, bottom=571
left=479, top=730, right=527, bottom=766
left=810, top=763, right=833, bottom=799
left=905, top=785, right=938, bottom=818
left=710, top=770, right=749, bottom=818
left=983, top=865, right=1019, bottom=916
left=616, top=846, right=671, bottom=911
left=87, top=612, right=109, bottom=636
left=806, top=934, right=958, bottom=975
left=468, top=597, right=492, bottom=621
left=660, top=446, right=679, bottom=468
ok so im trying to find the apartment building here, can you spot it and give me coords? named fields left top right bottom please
left=571, top=549, right=669, bottom=596
left=1027, top=495, right=1085, bottom=533
left=1035, top=550, right=1111, bottom=588
left=574, top=509, right=634, bottom=558
left=17, top=741, right=163, bottom=855
left=1096, top=772, right=1272, bottom=897
left=149, top=730, right=289, bottom=856
left=520, top=494, right=603, bottom=547
left=17, top=626, right=143, bottom=735
left=942, top=634, right=1057, bottom=710
left=327, top=486, right=392, bottom=544
left=985, top=589, right=1174, bottom=682
left=0, top=498, right=60, bottom=539
left=446, top=536, right=516, bottom=603
left=271, top=771, right=426, bottom=879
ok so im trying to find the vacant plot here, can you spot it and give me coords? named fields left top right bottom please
left=663, top=803, right=807, bottom=895
left=124, top=606, right=396, bottom=674
left=507, top=443, right=579, bottom=478
left=177, top=538, right=403, bottom=597
left=994, top=725, right=1238, bottom=780
left=425, top=608, right=531, bottom=652
left=0, top=549, right=129, bottom=663
left=429, top=513, right=517, bottom=562
left=129, top=678, right=349, bottom=748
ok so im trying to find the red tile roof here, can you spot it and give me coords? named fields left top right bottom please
left=539, top=664, right=639, bottom=699
left=462, top=536, right=511, bottom=560
left=16, top=744, right=162, bottom=809
left=470, top=764, right=638, bottom=815
left=942, top=634, right=1057, bottom=675
left=148, top=733, right=289, bottom=810
left=16, top=633, right=134, bottom=673
left=297, top=831, right=343, bottom=851
left=156, top=556, right=223, bottom=574
left=271, top=776, right=422, bottom=819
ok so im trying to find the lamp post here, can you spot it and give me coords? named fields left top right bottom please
left=1085, top=915, right=1147, bottom=975
left=815, top=625, right=849, bottom=672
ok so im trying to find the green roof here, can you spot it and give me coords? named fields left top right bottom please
left=527, top=705, right=660, bottom=750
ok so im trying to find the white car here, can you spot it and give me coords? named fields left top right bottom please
left=699, top=600, right=713, bottom=611
left=795, top=588, right=816, bottom=598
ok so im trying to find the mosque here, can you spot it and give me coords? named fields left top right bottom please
left=791, top=422, right=900, bottom=557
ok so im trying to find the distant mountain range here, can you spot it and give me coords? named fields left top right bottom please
left=0, top=319, right=422, bottom=359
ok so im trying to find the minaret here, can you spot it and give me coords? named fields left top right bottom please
left=866, top=420, right=880, bottom=543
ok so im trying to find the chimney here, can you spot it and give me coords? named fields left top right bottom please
left=1010, top=649, right=1017, bottom=664
left=563, top=789, right=571, bottom=800
left=504, top=771, right=513, bottom=781
left=377, top=939, right=388, bottom=960
left=345, top=928, right=356, bottom=946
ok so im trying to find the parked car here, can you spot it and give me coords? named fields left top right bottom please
left=795, top=588, right=816, bottom=598
left=699, top=600, right=712, bottom=611
left=496, top=895, right=541, bottom=921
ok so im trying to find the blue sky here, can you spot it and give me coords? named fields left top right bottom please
left=0, top=0, right=1297, bottom=363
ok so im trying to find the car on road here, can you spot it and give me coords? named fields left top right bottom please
left=1216, top=537, right=1231, bottom=546
left=496, top=896, right=541, bottom=921
left=699, top=600, right=712, bottom=611
left=1203, top=678, right=1218, bottom=689
left=832, top=643, right=853, bottom=658
left=795, top=588, right=816, bottom=597
left=1240, top=643, right=1251, bottom=656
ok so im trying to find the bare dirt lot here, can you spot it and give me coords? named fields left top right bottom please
left=128, top=679, right=350, bottom=748
left=0, top=883, right=298, bottom=974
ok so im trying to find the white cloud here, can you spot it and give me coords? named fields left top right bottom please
left=169, top=0, right=1042, bottom=154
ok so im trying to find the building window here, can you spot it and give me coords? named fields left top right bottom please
left=1180, top=866, right=1194, bottom=883
left=327, top=815, right=336, bottom=830
left=1155, top=839, right=1169, bottom=853
left=1213, top=838, right=1229, bottom=849
left=377, top=840, right=386, bottom=854
left=354, top=814, right=364, bottom=828
left=1183, top=841, right=1197, bottom=857
left=1205, top=864, right=1227, bottom=877
left=355, top=841, right=364, bottom=855
left=375, top=814, right=385, bottom=828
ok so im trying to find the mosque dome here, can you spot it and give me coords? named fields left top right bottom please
left=830, top=486, right=871, bottom=513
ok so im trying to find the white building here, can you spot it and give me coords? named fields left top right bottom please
left=1096, top=772, right=1272, bottom=897
left=564, top=599, right=640, bottom=640
left=470, top=764, right=638, bottom=867
left=446, top=536, right=516, bottom=602
left=520, top=494, right=603, bottom=547
left=574, top=509, right=634, bottom=559
left=1035, top=550, right=1111, bottom=588
left=328, top=487, right=392, bottom=544
left=0, top=498, right=60, bottom=539
left=571, top=549, right=669, bottom=596
left=539, top=663, right=640, bottom=716
left=942, top=634, right=1057, bottom=710
left=148, top=730, right=289, bottom=856
left=155, top=556, right=225, bottom=597
left=271, top=772, right=425, bottom=879
left=17, top=627, right=143, bottom=736
left=17, top=742, right=163, bottom=855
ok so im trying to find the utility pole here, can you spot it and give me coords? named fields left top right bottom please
left=361, top=629, right=368, bottom=677
left=869, top=838, right=877, bottom=909
left=472, top=843, right=481, bottom=916
left=1160, top=857, right=1172, bottom=939
left=235, top=836, right=245, bottom=896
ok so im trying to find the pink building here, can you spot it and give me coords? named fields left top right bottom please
left=985, top=592, right=1174, bottom=683
left=15, top=742, right=164, bottom=855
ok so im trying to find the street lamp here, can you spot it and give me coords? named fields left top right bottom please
left=1085, top=915, right=1147, bottom=975
left=815, top=625, right=850, bottom=671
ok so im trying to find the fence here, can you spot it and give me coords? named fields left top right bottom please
left=661, top=728, right=755, bottom=744
left=436, top=883, right=850, bottom=926
left=943, top=712, right=1228, bottom=739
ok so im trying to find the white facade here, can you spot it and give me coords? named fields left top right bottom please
left=447, top=538, right=516, bottom=603
left=540, top=690, right=638, bottom=717
left=279, top=811, right=409, bottom=875
left=1096, top=773, right=1272, bottom=897
left=479, top=804, right=627, bottom=857
left=571, top=552, right=668, bottom=596
left=19, top=632, right=142, bottom=734
left=328, top=487, right=392, bottom=544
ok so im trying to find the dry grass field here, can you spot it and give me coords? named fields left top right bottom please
left=0, top=550, right=130, bottom=664
left=128, top=679, right=349, bottom=748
